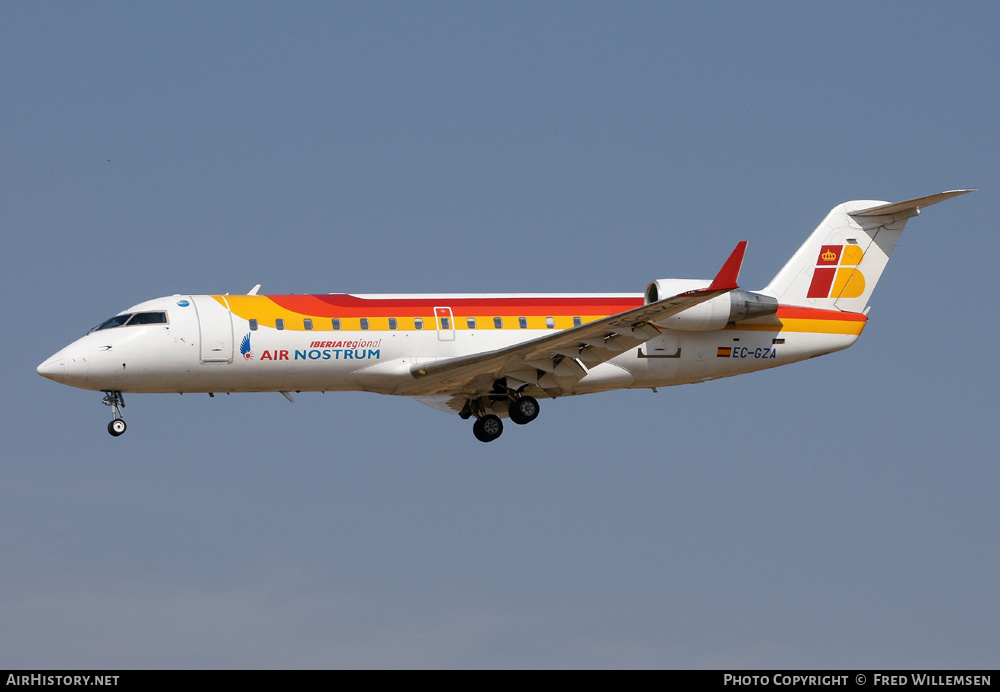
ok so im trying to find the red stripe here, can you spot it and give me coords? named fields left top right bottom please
left=776, top=306, right=867, bottom=321
left=267, top=294, right=643, bottom=317
left=264, top=295, right=867, bottom=324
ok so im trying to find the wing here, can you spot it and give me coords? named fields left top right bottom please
left=397, top=242, right=747, bottom=405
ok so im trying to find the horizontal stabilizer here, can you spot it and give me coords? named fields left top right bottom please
left=850, top=189, right=975, bottom=218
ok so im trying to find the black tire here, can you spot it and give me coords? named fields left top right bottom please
left=509, top=396, right=539, bottom=425
left=473, top=414, right=503, bottom=442
left=108, top=419, right=127, bottom=437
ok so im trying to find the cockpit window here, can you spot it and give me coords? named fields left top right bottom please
left=128, top=312, right=167, bottom=325
left=90, top=311, right=167, bottom=332
left=92, top=314, right=133, bottom=331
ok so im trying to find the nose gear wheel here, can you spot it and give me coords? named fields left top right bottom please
left=102, top=390, right=127, bottom=437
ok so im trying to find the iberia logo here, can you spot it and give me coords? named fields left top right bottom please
left=240, top=333, right=253, bottom=360
left=807, top=244, right=866, bottom=299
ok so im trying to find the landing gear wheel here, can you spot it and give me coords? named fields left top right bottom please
left=508, top=395, right=540, bottom=425
left=473, top=414, right=503, bottom=443
left=102, top=391, right=127, bottom=437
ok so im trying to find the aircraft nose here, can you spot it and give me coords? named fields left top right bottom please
left=37, top=342, right=90, bottom=387
left=37, top=355, right=66, bottom=381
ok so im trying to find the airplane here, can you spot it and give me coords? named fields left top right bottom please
left=38, top=190, right=973, bottom=442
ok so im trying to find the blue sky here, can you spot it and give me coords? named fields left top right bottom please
left=3, top=2, right=997, bottom=668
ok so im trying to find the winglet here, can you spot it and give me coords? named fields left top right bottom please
left=708, top=241, right=747, bottom=291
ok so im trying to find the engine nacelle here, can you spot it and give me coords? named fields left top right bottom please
left=644, top=280, right=778, bottom=331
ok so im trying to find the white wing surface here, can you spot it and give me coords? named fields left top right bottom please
left=399, top=242, right=747, bottom=402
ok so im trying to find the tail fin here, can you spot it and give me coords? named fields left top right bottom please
left=764, top=190, right=974, bottom=313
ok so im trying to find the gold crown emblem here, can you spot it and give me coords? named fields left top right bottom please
left=821, top=249, right=838, bottom=261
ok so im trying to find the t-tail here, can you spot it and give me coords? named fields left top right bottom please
left=763, top=190, right=974, bottom=313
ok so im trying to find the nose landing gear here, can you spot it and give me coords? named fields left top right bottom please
left=102, top=390, right=127, bottom=436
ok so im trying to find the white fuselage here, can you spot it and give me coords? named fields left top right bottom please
left=37, top=292, right=862, bottom=400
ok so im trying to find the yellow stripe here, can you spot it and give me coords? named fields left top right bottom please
left=215, top=296, right=607, bottom=332
left=216, top=295, right=864, bottom=336
left=728, top=318, right=865, bottom=336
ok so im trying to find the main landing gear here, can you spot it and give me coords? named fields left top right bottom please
left=473, top=414, right=503, bottom=443
left=465, top=388, right=541, bottom=443
left=102, top=390, right=127, bottom=437
left=508, top=395, right=540, bottom=425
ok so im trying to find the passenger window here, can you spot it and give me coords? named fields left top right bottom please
left=415, top=318, right=423, bottom=330
left=494, top=317, right=503, bottom=329
left=275, top=318, right=285, bottom=330
left=249, top=319, right=258, bottom=331
left=573, top=316, right=582, bottom=328
left=440, top=317, right=450, bottom=330
left=467, top=317, right=476, bottom=329
left=360, top=318, right=369, bottom=330
left=545, top=317, right=555, bottom=329
left=332, top=319, right=341, bottom=330
left=303, top=319, right=313, bottom=330
left=518, top=317, right=527, bottom=329
left=388, top=318, right=397, bottom=330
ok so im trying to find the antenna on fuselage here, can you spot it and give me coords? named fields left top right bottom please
left=248, top=284, right=261, bottom=295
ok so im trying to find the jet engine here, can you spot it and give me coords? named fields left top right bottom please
left=644, top=279, right=778, bottom=331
